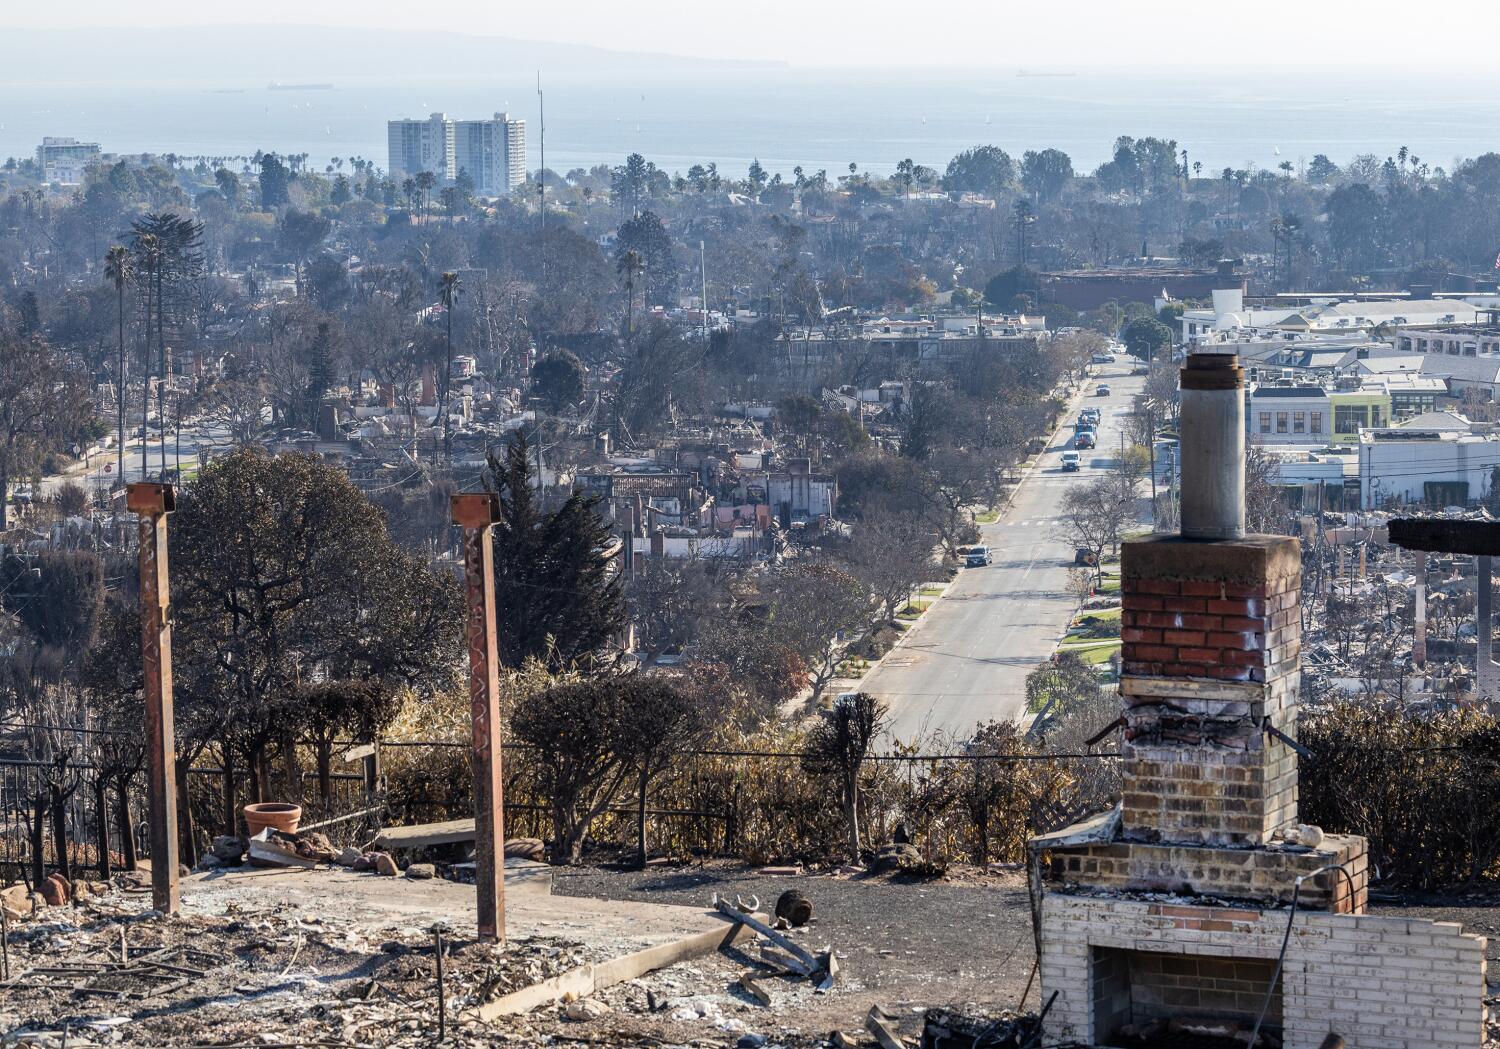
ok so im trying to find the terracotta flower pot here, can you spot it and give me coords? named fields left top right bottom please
left=244, top=802, right=302, bottom=837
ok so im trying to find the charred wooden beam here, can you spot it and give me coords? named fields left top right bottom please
left=1388, top=517, right=1500, bottom=556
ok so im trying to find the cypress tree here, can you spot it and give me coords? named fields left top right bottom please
left=489, top=431, right=626, bottom=670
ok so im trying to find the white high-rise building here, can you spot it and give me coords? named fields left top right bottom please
left=387, top=113, right=455, bottom=184
left=387, top=112, right=526, bottom=196
left=453, top=113, right=527, bottom=197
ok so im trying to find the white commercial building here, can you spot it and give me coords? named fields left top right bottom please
left=36, top=137, right=100, bottom=185
left=1181, top=289, right=1499, bottom=345
left=388, top=112, right=526, bottom=195
left=1249, top=384, right=1331, bottom=445
left=1358, top=418, right=1500, bottom=509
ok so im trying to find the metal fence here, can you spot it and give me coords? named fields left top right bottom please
left=2, top=728, right=1122, bottom=882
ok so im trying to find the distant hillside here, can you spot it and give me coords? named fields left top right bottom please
left=0, top=24, right=783, bottom=82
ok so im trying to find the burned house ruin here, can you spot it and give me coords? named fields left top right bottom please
left=1033, top=350, right=1489, bottom=1049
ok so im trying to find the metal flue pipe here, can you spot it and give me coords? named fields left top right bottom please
left=1179, top=351, right=1246, bottom=540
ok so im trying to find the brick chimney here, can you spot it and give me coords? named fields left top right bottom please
left=1032, top=351, right=1488, bottom=1049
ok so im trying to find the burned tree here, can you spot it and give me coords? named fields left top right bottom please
left=802, top=692, right=886, bottom=862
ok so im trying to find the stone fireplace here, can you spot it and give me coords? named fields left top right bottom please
left=1032, top=351, right=1488, bottom=1049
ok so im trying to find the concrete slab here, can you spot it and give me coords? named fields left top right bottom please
left=178, top=866, right=753, bottom=1015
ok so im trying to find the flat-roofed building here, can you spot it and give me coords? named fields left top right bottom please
left=452, top=113, right=527, bottom=196
left=36, top=137, right=100, bottom=185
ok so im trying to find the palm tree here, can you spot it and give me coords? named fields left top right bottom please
left=617, top=250, right=644, bottom=342
left=130, top=233, right=161, bottom=481
left=104, top=245, right=131, bottom=486
left=437, top=271, right=462, bottom=465
left=415, top=171, right=437, bottom=225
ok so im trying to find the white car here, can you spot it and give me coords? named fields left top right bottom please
left=1061, top=451, right=1081, bottom=472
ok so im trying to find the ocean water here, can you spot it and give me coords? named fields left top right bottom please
left=2, top=68, right=1497, bottom=180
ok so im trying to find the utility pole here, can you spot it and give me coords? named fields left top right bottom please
left=536, top=73, right=546, bottom=234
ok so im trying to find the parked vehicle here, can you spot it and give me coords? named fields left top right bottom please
left=1074, top=547, right=1099, bottom=566
left=1061, top=451, right=1081, bottom=471
left=1090, top=353, right=1114, bottom=364
left=965, top=545, right=993, bottom=567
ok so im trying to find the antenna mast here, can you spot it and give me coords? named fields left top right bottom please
left=536, top=71, right=545, bottom=232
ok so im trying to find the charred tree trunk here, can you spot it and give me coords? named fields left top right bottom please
left=281, top=731, right=303, bottom=806
left=29, top=796, right=49, bottom=887
left=49, top=783, right=72, bottom=884
left=316, top=739, right=333, bottom=810
left=95, top=778, right=112, bottom=879
left=175, top=759, right=197, bottom=868
left=222, top=750, right=237, bottom=839
left=114, top=777, right=138, bottom=871
left=636, top=767, right=650, bottom=870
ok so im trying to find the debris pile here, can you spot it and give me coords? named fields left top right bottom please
left=0, top=881, right=605, bottom=1047
left=918, top=1006, right=1043, bottom=1049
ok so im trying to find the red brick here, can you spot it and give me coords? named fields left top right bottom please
left=1160, top=596, right=1207, bottom=613
left=1131, top=579, right=1181, bottom=595
left=1202, top=665, right=1253, bottom=680
left=1178, top=647, right=1222, bottom=664
left=1123, top=661, right=1162, bottom=676
left=1220, top=615, right=1265, bottom=632
left=1206, top=631, right=1263, bottom=651
left=1206, top=597, right=1260, bottom=616
left=1221, top=584, right=1269, bottom=599
left=1132, top=645, right=1177, bottom=662
left=1222, top=649, right=1269, bottom=667
left=1121, top=594, right=1164, bottom=611
left=1122, top=627, right=1161, bottom=644
left=1162, top=630, right=1206, bottom=647
left=1180, top=580, right=1224, bottom=597
left=1177, top=614, right=1224, bottom=632
left=1162, top=663, right=1192, bottom=676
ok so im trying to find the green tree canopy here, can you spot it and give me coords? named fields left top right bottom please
left=488, top=430, right=626, bottom=670
left=943, top=145, right=1016, bottom=197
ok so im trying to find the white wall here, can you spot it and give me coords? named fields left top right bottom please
left=1360, top=436, right=1500, bottom=508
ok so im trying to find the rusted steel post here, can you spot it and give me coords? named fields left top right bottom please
left=451, top=493, right=504, bottom=943
left=128, top=482, right=179, bottom=915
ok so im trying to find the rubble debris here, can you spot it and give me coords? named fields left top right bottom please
left=867, top=1005, right=908, bottom=1049
left=563, top=997, right=612, bottom=1021
left=505, top=839, right=546, bottom=862
left=246, top=828, right=321, bottom=869
left=872, top=843, right=922, bottom=874
left=334, top=846, right=363, bottom=867
left=920, top=1006, right=1042, bottom=1049
left=39, top=875, right=70, bottom=907
left=736, top=972, right=773, bottom=1007
left=405, top=863, right=436, bottom=880
left=211, top=836, right=246, bottom=864
left=774, top=890, right=813, bottom=927
left=374, top=852, right=400, bottom=877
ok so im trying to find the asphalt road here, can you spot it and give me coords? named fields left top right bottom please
left=864, top=360, right=1146, bottom=743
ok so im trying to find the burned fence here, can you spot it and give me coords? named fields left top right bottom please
left=5, top=723, right=1117, bottom=879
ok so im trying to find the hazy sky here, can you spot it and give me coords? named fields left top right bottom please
left=12, top=0, right=1498, bottom=69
